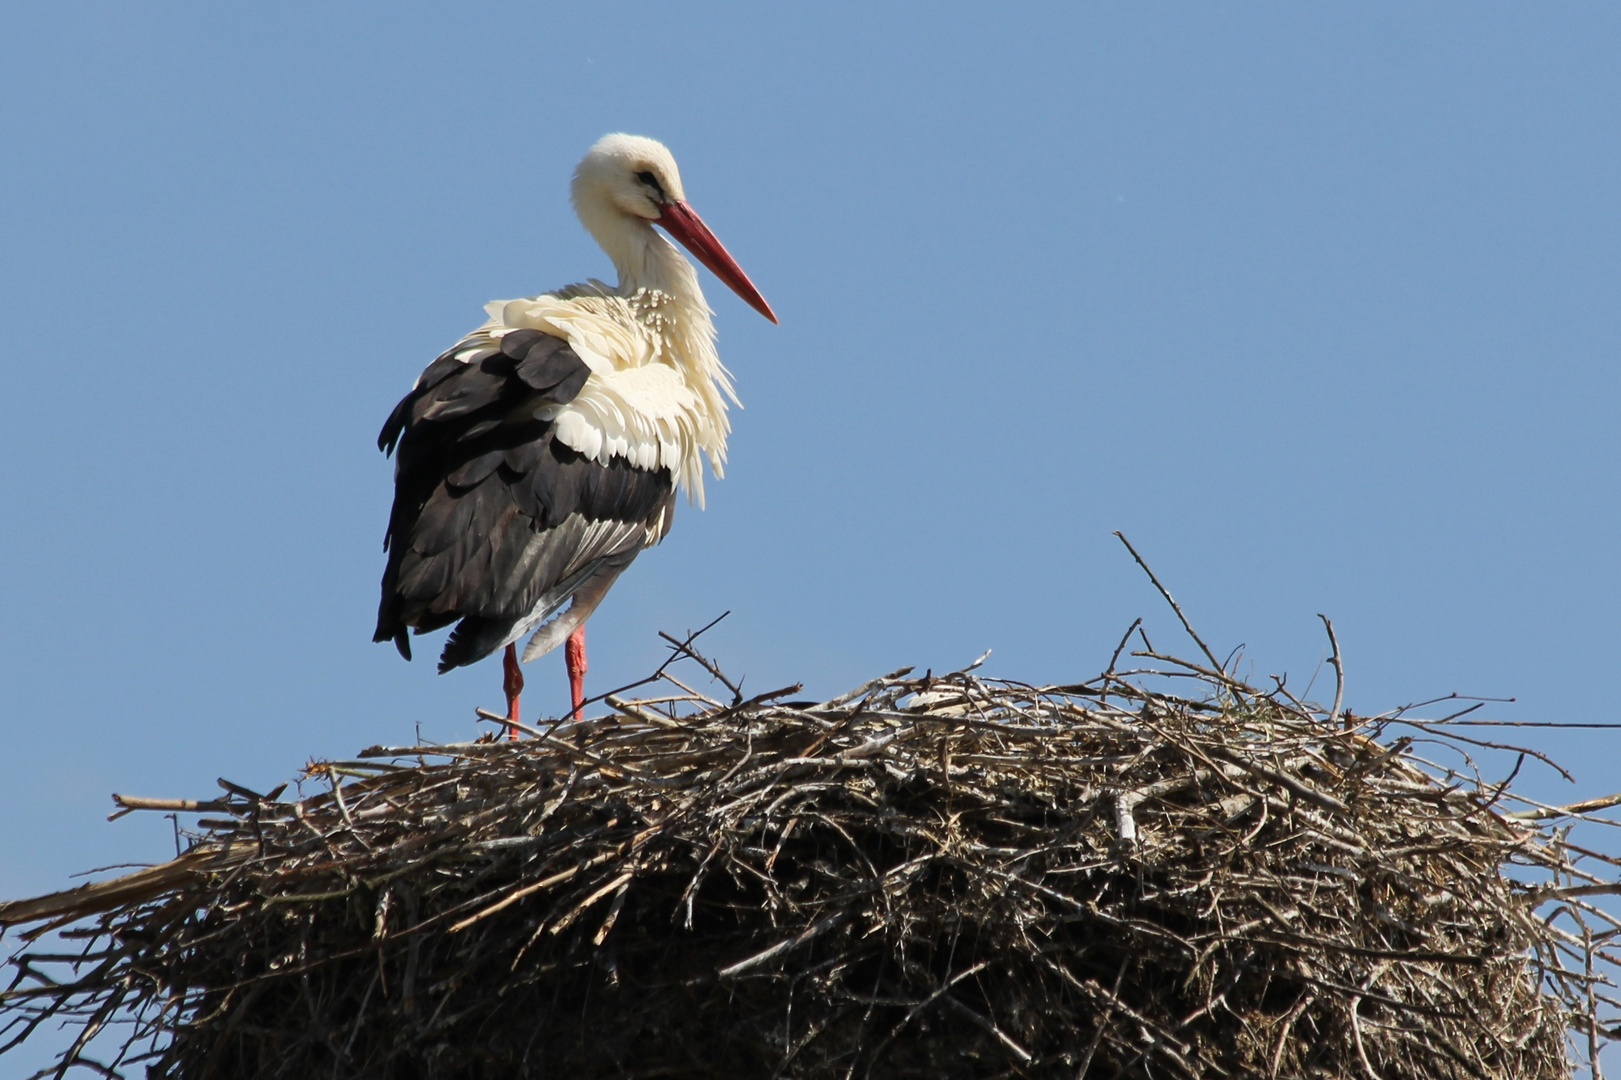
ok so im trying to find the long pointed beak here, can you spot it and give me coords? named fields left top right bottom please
left=656, top=200, right=778, bottom=324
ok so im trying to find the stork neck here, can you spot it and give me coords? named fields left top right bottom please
left=594, top=214, right=707, bottom=314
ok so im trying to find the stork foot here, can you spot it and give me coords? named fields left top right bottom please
left=565, top=625, right=588, bottom=721
left=502, top=643, right=524, bottom=739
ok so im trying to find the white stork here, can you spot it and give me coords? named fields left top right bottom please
left=375, top=134, right=775, bottom=729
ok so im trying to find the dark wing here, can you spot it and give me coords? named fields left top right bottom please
left=374, top=329, right=675, bottom=672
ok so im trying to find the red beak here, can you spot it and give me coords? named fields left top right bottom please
left=656, top=200, right=778, bottom=324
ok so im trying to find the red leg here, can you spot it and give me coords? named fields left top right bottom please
left=565, top=624, right=588, bottom=721
left=502, top=642, right=524, bottom=739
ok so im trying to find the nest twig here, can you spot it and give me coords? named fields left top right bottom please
left=4, top=624, right=1619, bottom=1078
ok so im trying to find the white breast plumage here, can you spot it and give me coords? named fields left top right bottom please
left=446, top=286, right=736, bottom=507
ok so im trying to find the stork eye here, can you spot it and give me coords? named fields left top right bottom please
left=634, top=170, right=667, bottom=201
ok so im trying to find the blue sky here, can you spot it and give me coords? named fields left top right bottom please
left=2, top=5, right=1618, bottom=1060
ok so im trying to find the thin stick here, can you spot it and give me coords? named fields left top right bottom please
left=109, top=796, right=227, bottom=816
left=1113, top=532, right=1223, bottom=674
left=578, top=611, right=734, bottom=713
left=1106, top=619, right=1143, bottom=679
left=657, top=616, right=743, bottom=704
left=1076, top=955, right=1131, bottom=1079
left=1318, top=614, right=1345, bottom=728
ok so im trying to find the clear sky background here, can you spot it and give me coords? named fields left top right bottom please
left=2, top=3, right=1619, bottom=1067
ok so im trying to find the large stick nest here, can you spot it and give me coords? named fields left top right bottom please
left=4, top=627, right=1620, bottom=1079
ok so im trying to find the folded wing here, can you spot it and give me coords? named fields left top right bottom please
left=374, top=328, right=675, bottom=672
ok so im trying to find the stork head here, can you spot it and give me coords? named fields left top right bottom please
left=572, top=133, right=777, bottom=324
left=573, top=134, right=686, bottom=221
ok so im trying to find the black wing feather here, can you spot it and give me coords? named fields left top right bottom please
left=374, top=333, right=676, bottom=672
